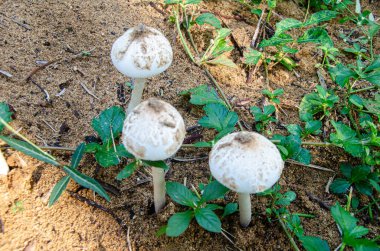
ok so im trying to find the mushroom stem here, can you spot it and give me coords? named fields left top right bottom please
left=0, top=149, right=9, bottom=176
left=152, top=167, right=166, bottom=213
left=126, top=78, right=146, bottom=115
left=238, top=192, right=251, bottom=227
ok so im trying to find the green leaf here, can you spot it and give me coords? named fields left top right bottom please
left=276, top=191, right=296, bottom=206
left=299, top=236, right=331, bottom=251
left=48, top=176, right=70, bottom=206
left=259, top=33, right=293, bottom=48
left=0, top=136, right=60, bottom=166
left=71, top=143, right=85, bottom=169
left=95, top=148, right=120, bottom=168
left=330, top=178, right=351, bottom=194
left=207, top=55, right=237, bottom=68
left=350, top=165, right=371, bottom=183
left=331, top=203, right=357, bottom=236
left=355, top=182, right=373, bottom=196
left=304, top=10, right=338, bottom=26
left=180, top=85, right=225, bottom=106
left=202, top=180, right=229, bottom=202
left=330, top=121, right=357, bottom=142
left=275, top=18, right=303, bottom=35
left=116, top=161, right=138, bottom=180
left=166, top=210, right=194, bottom=237
left=363, top=94, right=380, bottom=116
left=305, top=120, right=322, bottom=135
left=91, top=106, right=125, bottom=142
left=195, top=208, right=222, bottom=233
left=198, top=104, right=238, bottom=132
left=352, top=239, right=379, bottom=251
left=243, top=48, right=262, bottom=65
left=349, top=95, right=364, bottom=109
left=364, top=70, right=380, bottom=86
left=222, top=203, right=238, bottom=218
left=298, top=27, right=333, bottom=46
left=115, top=144, right=134, bottom=158
left=286, top=124, right=302, bottom=137
left=85, top=142, right=101, bottom=153
left=328, top=63, right=357, bottom=87
left=63, top=166, right=110, bottom=201
left=166, top=182, right=199, bottom=207
left=142, top=160, right=169, bottom=170
left=0, top=102, right=12, bottom=132
left=195, top=13, right=222, bottom=28
left=364, top=56, right=380, bottom=72
left=185, top=0, right=202, bottom=4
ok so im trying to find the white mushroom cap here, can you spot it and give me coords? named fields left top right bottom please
left=111, top=24, right=173, bottom=79
left=122, top=98, right=186, bottom=161
left=209, top=131, right=284, bottom=194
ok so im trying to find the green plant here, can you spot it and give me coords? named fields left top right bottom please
left=11, top=200, right=24, bottom=214
left=159, top=180, right=237, bottom=237
left=331, top=203, right=379, bottom=250
left=250, top=105, right=277, bottom=133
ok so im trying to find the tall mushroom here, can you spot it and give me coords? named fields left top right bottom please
left=209, top=131, right=284, bottom=227
left=111, top=24, right=173, bottom=114
left=122, top=98, right=186, bottom=213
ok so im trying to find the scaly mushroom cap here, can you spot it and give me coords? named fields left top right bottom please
left=111, top=24, right=173, bottom=78
left=209, top=131, right=284, bottom=194
left=122, top=98, right=186, bottom=161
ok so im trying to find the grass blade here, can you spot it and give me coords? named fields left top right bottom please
left=71, top=143, right=85, bottom=169
left=49, top=175, right=70, bottom=206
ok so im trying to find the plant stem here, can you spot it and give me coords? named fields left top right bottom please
left=0, top=149, right=9, bottom=175
left=126, top=78, right=146, bottom=115
left=277, top=214, right=301, bottom=251
left=339, top=243, right=346, bottom=251
left=370, top=195, right=380, bottom=211
left=238, top=192, right=251, bottom=227
left=152, top=167, right=166, bottom=213
left=174, top=9, right=196, bottom=64
left=356, top=198, right=380, bottom=213
left=0, top=145, right=76, bottom=151
left=350, top=85, right=377, bottom=94
left=303, top=0, right=310, bottom=22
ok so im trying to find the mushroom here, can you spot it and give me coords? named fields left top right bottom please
left=209, top=131, right=284, bottom=227
left=111, top=24, right=173, bottom=114
left=122, top=98, right=186, bottom=213
left=0, top=149, right=9, bottom=176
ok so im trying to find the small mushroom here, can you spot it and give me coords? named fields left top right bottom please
left=111, top=24, right=173, bottom=114
left=0, top=149, right=9, bottom=176
left=209, top=131, right=284, bottom=227
left=122, top=98, right=186, bottom=213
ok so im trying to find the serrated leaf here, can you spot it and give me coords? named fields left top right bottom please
left=71, top=143, right=85, bottom=169
left=195, top=13, right=221, bottom=28
left=304, top=10, right=338, bottom=26
left=298, top=27, right=333, bottom=46
left=330, top=178, right=351, bottom=194
left=166, top=210, right=194, bottom=237
left=202, top=180, right=229, bottom=202
left=207, top=55, right=237, bottom=68
left=364, top=56, right=380, bottom=72
left=195, top=208, right=221, bottom=233
left=243, top=48, right=262, bottom=65
left=116, top=161, right=138, bottom=180
left=95, top=149, right=120, bottom=168
left=166, top=182, right=199, bottom=207
left=91, top=106, right=125, bottom=142
left=0, top=136, right=60, bottom=166
left=328, top=63, right=357, bottom=87
left=181, top=85, right=225, bottom=106
left=299, top=236, right=330, bottom=251
left=364, top=70, right=380, bottom=86
left=350, top=165, right=371, bottom=183
left=331, top=203, right=357, bottom=236
left=0, top=103, right=12, bottom=132
left=305, top=120, right=322, bottom=135
left=48, top=176, right=70, bottom=206
left=275, top=18, right=303, bottom=35
left=115, top=144, right=134, bottom=158
left=63, top=166, right=110, bottom=202
left=355, top=181, right=373, bottom=196
left=222, top=203, right=238, bottom=218
left=259, top=33, right=294, bottom=48
left=330, top=121, right=357, bottom=142
left=276, top=191, right=296, bottom=206
left=198, top=104, right=238, bottom=132
left=286, top=124, right=302, bottom=137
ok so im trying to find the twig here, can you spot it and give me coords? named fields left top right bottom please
left=127, top=227, right=133, bottom=251
left=149, top=2, right=166, bottom=16
left=67, top=190, right=128, bottom=234
left=286, top=159, right=335, bottom=172
left=80, top=82, right=99, bottom=100
left=25, top=59, right=62, bottom=81
left=277, top=214, right=301, bottom=251
left=306, top=192, right=331, bottom=210
left=0, top=69, right=12, bottom=78
left=42, top=120, right=58, bottom=133
left=325, top=176, right=335, bottom=193
left=30, top=79, right=50, bottom=102
left=171, top=156, right=208, bottom=162
left=0, top=12, right=31, bottom=30
left=251, top=8, right=266, bottom=48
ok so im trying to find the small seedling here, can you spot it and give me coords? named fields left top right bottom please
left=11, top=200, right=24, bottom=214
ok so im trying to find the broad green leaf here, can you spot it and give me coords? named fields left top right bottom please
left=328, top=63, right=357, bottom=87
left=205, top=204, right=223, bottom=211
left=276, top=191, right=296, bottom=206
left=85, top=142, right=101, bottom=153
left=350, top=165, right=371, bottom=183
left=286, top=124, right=302, bottom=137
left=331, top=203, right=357, bottom=236
left=305, top=120, right=322, bottom=135
left=330, top=121, right=357, bottom=142
left=243, top=49, right=262, bottom=65
left=355, top=181, right=373, bottom=196
left=304, top=10, right=338, bottom=26
left=364, top=56, right=380, bottom=72
left=299, top=236, right=330, bottom=251
left=0, top=102, right=12, bottom=132
left=298, top=27, right=333, bottom=46
left=364, top=70, right=380, bottom=86
left=202, top=180, right=229, bottom=202
left=185, top=0, right=202, bottom=4
left=180, top=85, right=225, bottom=106
left=195, top=208, right=222, bottom=233
left=166, top=210, right=194, bottom=237
left=48, top=176, right=70, bottom=206
left=275, top=18, right=303, bottom=35
left=207, top=55, right=237, bottom=68
left=352, top=239, right=379, bottom=251
left=363, top=94, right=380, bottom=116
left=142, top=160, right=169, bottom=170
left=95, top=148, right=120, bottom=168
left=91, top=106, right=125, bottom=142
left=71, top=143, right=85, bottom=169
left=198, top=104, right=238, bottom=132
left=0, top=136, right=60, bottom=166
left=195, top=13, right=222, bottom=28
left=115, top=144, right=134, bottom=158
left=222, top=203, right=238, bottom=218
left=166, top=182, right=199, bottom=207
left=259, top=33, right=293, bottom=48
left=349, top=95, right=364, bottom=109
left=63, top=166, right=110, bottom=201
left=330, top=178, right=351, bottom=194
left=267, top=0, right=276, bottom=8
left=116, top=161, right=138, bottom=180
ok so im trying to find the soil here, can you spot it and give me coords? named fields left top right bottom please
left=0, top=0, right=379, bottom=250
